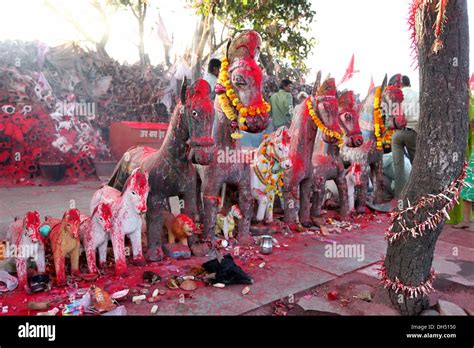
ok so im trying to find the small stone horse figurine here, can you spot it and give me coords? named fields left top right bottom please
left=108, top=79, right=214, bottom=262
left=311, top=90, right=363, bottom=218
left=91, top=168, right=150, bottom=275
left=251, top=126, right=292, bottom=224
left=345, top=162, right=364, bottom=213
left=7, top=211, right=45, bottom=290
left=215, top=204, right=243, bottom=240
left=197, top=30, right=271, bottom=244
left=341, top=74, right=407, bottom=212
left=79, top=203, right=113, bottom=274
left=48, top=208, right=81, bottom=286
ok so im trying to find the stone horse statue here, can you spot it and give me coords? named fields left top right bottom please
left=311, top=90, right=364, bottom=218
left=108, top=79, right=215, bottom=261
left=7, top=211, right=44, bottom=290
left=340, top=74, right=407, bottom=211
left=283, top=75, right=362, bottom=228
left=251, top=126, right=292, bottom=224
left=197, top=30, right=270, bottom=242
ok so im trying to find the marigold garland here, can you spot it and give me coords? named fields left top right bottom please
left=216, top=57, right=271, bottom=140
left=305, top=98, right=342, bottom=141
left=254, top=135, right=284, bottom=196
left=373, top=87, right=386, bottom=150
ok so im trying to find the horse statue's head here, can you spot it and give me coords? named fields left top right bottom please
left=122, top=168, right=150, bottom=214
left=261, top=126, right=292, bottom=170
left=229, top=204, right=243, bottom=219
left=22, top=211, right=41, bottom=243
left=379, top=74, right=407, bottom=130
left=180, top=78, right=215, bottom=165
left=92, top=202, right=113, bottom=232
left=216, top=30, right=270, bottom=134
left=61, top=208, right=81, bottom=239
left=338, top=90, right=363, bottom=147
left=311, top=76, right=342, bottom=144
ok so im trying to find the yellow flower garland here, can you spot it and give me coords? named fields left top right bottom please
left=373, top=87, right=386, bottom=151
left=306, top=98, right=343, bottom=141
left=217, top=58, right=271, bottom=140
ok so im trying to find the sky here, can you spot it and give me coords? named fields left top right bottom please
left=0, top=0, right=472, bottom=96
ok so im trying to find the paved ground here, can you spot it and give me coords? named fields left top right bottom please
left=0, top=182, right=472, bottom=315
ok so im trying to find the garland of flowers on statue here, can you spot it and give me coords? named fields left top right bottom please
left=378, top=261, right=436, bottom=298
left=216, top=58, right=271, bottom=140
left=373, top=86, right=386, bottom=150
left=385, top=160, right=469, bottom=243
left=254, top=134, right=284, bottom=196
left=305, top=97, right=343, bottom=141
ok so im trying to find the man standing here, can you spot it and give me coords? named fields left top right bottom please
left=392, top=75, right=419, bottom=198
left=204, top=58, right=221, bottom=101
left=270, top=79, right=294, bottom=131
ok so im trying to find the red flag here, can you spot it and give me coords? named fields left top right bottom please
left=368, top=75, right=375, bottom=94
left=338, top=54, right=355, bottom=86
left=470, top=73, right=474, bottom=90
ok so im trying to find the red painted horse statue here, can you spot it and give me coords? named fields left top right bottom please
left=108, top=79, right=214, bottom=261
left=92, top=168, right=150, bottom=275
left=7, top=211, right=44, bottom=289
left=197, top=30, right=271, bottom=242
left=47, top=208, right=81, bottom=286
left=283, top=75, right=362, bottom=229
left=340, top=74, right=407, bottom=211
left=311, top=90, right=363, bottom=218
left=79, top=202, right=113, bottom=274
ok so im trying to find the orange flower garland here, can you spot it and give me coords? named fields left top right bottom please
left=216, top=57, right=271, bottom=140
left=306, top=98, right=343, bottom=141
left=373, top=87, right=386, bottom=150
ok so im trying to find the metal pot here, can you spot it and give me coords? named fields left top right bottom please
left=260, top=235, right=273, bottom=255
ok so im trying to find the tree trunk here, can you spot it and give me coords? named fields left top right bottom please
left=384, top=0, right=469, bottom=315
left=138, top=2, right=147, bottom=65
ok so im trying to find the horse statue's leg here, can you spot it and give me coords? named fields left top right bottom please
left=182, top=173, right=199, bottom=221
left=298, top=177, right=313, bottom=227
left=16, top=258, right=28, bottom=289
left=145, top=194, right=165, bottom=262
left=265, top=193, right=275, bottom=224
left=110, top=226, right=127, bottom=275
left=53, top=252, right=66, bottom=286
left=372, top=158, right=384, bottom=204
left=335, top=172, right=349, bottom=218
left=252, top=188, right=268, bottom=222
left=84, top=233, right=98, bottom=274
left=70, top=243, right=81, bottom=277
left=355, top=173, right=369, bottom=214
left=283, top=172, right=302, bottom=227
left=129, top=227, right=146, bottom=265
left=97, top=240, right=108, bottom=271
left=201, top=171, right=224, bottom=238
left=36, top=244, right=46, bottom=274
left=237, top=174, right=253, bottom=243
left=310, top=176, right=325, bottom=217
